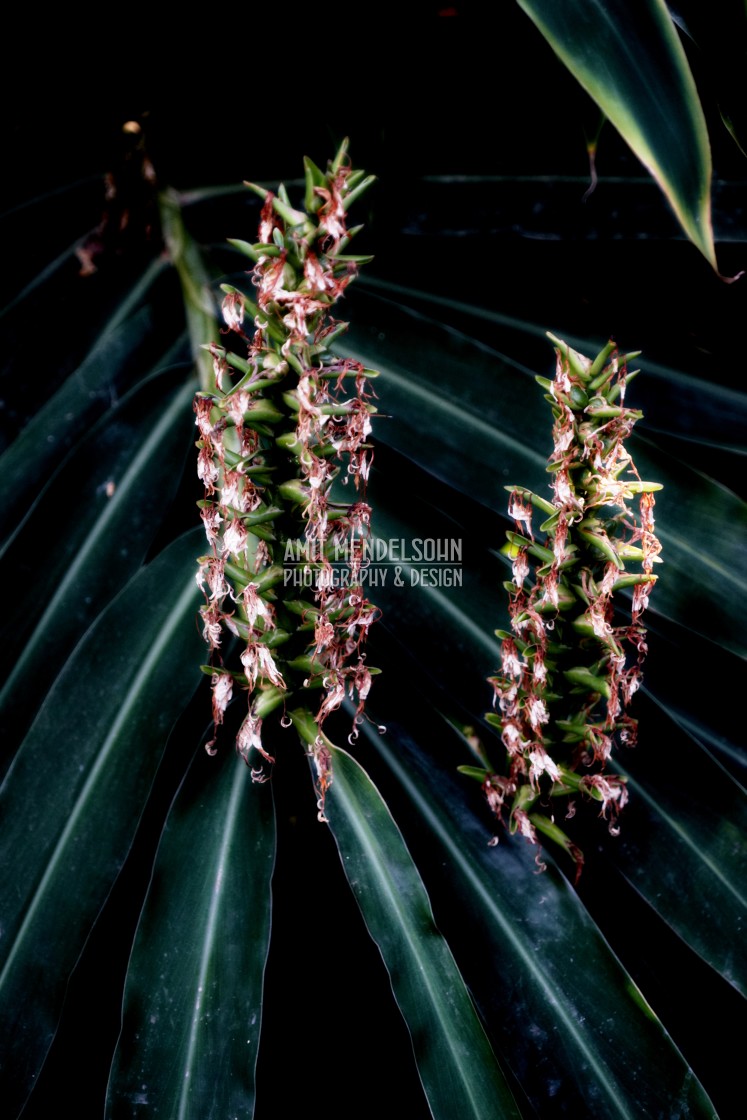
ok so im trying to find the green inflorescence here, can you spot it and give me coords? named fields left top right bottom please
left=463, top=335, right=662, bottom=877
left=193, top=141, right=379, bottom=811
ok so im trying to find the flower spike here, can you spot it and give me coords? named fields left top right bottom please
left=194, top=147, right=378, bottom=791
left=482, top=336, right=662, bottom=875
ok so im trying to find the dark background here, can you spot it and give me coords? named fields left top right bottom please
left=6, top=1, right=746, bottom=373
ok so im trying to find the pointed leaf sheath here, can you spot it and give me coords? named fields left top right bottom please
left=0, top=530, right=203, bottom=1116
left=322, top=746, right=523, bottom=1120
left=107, top=747, right=275, bottom=1119
left=516, top=0, right=716, bottom=267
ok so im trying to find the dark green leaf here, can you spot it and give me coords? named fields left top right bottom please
left=0, top=304, right=157, bottom=546
left=354, top=701, right=718, bottom=1118
left=607, top=692, right=747, bottom=997
left=107, top=748, right=275, bottom=1119
left=0, top=369, right=196, bottom=763
left=0, top=530, right=203, bottom=1116
left=353, top=281, right=747, bottom=456
left=323, top=746, right=522, bottom=1120
left=515, top=0, right=716, bottom=265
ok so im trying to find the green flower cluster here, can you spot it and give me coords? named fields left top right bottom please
left=193, top=142, right=378, bottom=809
left=464, top=336, right=662, bottom=876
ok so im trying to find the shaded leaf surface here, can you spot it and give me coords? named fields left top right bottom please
left=0, top=530, right=203, bottom=1115
left=342, top=290, right=747, bottom=658
left=352, top=698, right=718, bottom=1119
left=606, top=694, right=747, bottom=997
left=323, top=746, right=522, bottom=1120
left=0, top=302, right=157, bottom=545
left=352, top=281, right=747, bottom=457
left=107, top=748, right=275, bottom=1120
left=0, top=369, right=196, bottom=765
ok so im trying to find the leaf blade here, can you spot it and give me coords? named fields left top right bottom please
left=0, top=370, right=196, bottom=764
left=107, top=749, right=275, bottom=1120
left=323, top=746, right=522, bottom=1120
left=516, top=0, right=716, bottom=265
left=0, top=530, right=203, bottom=1116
